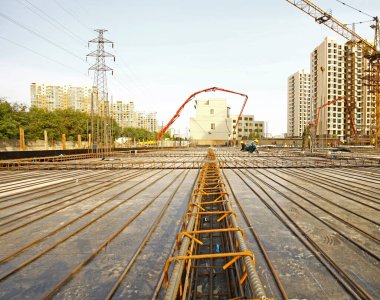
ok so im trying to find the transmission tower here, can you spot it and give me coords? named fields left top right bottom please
left=87, top=29, right=115, bottom=110
left=87, top=29, right=115, bottom=154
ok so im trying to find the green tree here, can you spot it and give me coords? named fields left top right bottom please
left=0, top=99, right=28, bottom=139
left=121, top=127, right=155, bottom=140
left=162, top=132, right=171, bottom=139
left=24, top=108, right=63, bottom=140
left=0, top=98, right=122, bottom=142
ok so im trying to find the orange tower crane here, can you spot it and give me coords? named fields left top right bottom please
left=157, top=87, right=248, bottom=141
left=285, top=0, right=380, bottom=146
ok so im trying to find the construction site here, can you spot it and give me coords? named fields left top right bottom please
left=0, top=147, right=379, bottom=299
left=1, top=0, right=380, bottom=299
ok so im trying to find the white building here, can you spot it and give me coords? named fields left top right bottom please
left=111, top=101, right=134, bottom=128
left=190, top=98, right=232, bottom=145
left=135, top=112, right=158, bottom=132
left=310, top=37, right=346, bottom=139
left=287, top=70, right=311, bottom=137
left=308, top=37, right=374, bottom=141
left=230, top=114, right=266, bottom=139
left=31, top=83, right=159, bottom=133
left=31, top=83, right=93, bottom=112
left=253, top=120, right=266, bottom=138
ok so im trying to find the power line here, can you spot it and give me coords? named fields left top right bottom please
left=16, top=0, right=87, bottom=46
left=0, top=35, right=87, bottom=75
left=109, top=41, right=157, bottom=102
left=335, top=0, right=374, bottom=19
left=112, top=60, right=152, bottom=98
left=53, top=0, right=92, bottom=33
left=112, top=74, right=138, bottom=95
left=111, top=73, right=151, bottom=101
left=0, top=11, right=86, bottom=62
left=344, top=19, right=373, bottom=26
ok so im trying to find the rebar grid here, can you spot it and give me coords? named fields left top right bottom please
left=164, top=148, right=267, bottom=300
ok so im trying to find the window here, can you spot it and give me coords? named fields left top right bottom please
left=210, top=109, right=214, bottom=114
left=211, top=123, right=215, bottom=130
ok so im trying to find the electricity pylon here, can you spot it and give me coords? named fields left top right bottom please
left=87, top=29, right=115, bottom=154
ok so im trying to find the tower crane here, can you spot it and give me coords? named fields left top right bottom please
left=157, top=87, right=248, bottom=141
left=285, top=0, right=380, bottom=146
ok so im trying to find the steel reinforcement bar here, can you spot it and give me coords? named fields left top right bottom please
left=164, top=148, right=268, bottom=300
left=2, top=158, right=379, bottom=170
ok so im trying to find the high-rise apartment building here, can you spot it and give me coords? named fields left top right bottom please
left=31, top=83, right=158, bottom=132
left=111, top=101, right=135, bottom=128
left=135, top=112, right=158, bottom=132
left=31, top=83, right=93, bottom=112
left=287, top=70, right=311, bottom=137
left=344, top=43, right=374, bottom=138
left=308, top=37, right=374, bottom=141
left=310, top=37, right=346, bottom=139
left=287, top=37, right=375, bottom=142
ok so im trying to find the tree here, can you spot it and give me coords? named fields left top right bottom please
left=162, top=132, right=171, bottom=139
left=249, top=132, right=259, bottom=140
left=0, top=98, right=121, bottom=142
left=0, top=98, right=27, bottom=139
left=24, top=108, right=62, bottom=140
left=121, top=127, right=154, bottom=140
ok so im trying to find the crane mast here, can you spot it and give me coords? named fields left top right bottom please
left=286, top=0, right=380, bottom=146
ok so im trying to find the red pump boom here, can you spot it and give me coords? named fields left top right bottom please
left=158, top=87, right=248, bottom=140
left=315, top=97, right=357, bottom=138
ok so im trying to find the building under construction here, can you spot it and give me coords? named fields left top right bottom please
left=0, top=146, right=379, bottom=299
left=286, top=0, right=380, bottom=148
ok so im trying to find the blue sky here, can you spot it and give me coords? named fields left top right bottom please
left=0, top=0, right=379, bottom=135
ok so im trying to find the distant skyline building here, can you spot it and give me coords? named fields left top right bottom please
left=135, top=111, right=158, bottom=132
left=31, top=83, right=93, bottom=112
left=111, top=101, right=135, bottom=128
left=287, top=70, right=311, bottom=137
left=31, top=83, right=158, bottom=132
